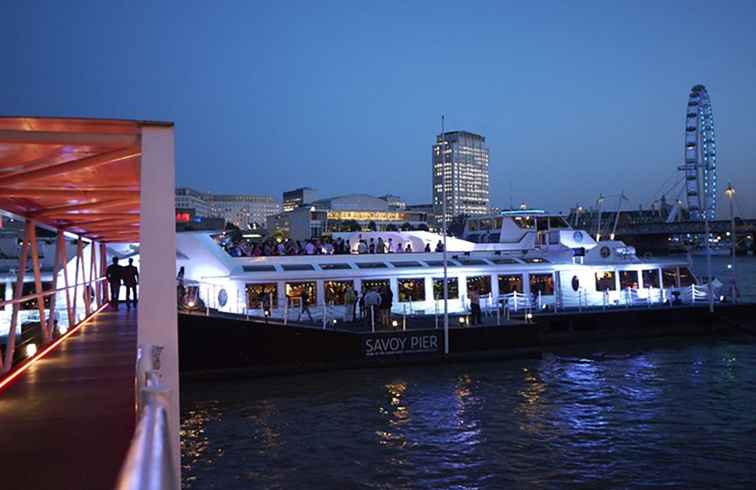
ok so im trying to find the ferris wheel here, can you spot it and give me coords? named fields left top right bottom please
left=680, top=84, right=717, bottom=221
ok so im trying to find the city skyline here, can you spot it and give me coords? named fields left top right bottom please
left=2, top=1, right=756, bottom=216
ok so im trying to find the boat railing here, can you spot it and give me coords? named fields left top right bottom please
left=116, top=344, right=178, bottom=490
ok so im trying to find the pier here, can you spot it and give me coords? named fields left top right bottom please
left=0, top=117, right=180, bottom=488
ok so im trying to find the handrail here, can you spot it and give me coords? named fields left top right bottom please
left=116, top=345, right=178, bottom=490
left=0, top=276, right=107, bottom=309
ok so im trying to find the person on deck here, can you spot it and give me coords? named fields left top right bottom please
left=106, top=257, right=123, bottom=310
left=469, top=286, right=481, bottom=325
left=297, top=289, right=315, bottom=323
left=380, top=286, right=393, bottom=328
left=363, top=288, right=381, bottom=327
left=344, top=285, right=356, bottom=322
left=122, top=258, right=140, bottom=308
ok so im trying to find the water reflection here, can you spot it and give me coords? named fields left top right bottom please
left=181, top=339, right=756, bottom=489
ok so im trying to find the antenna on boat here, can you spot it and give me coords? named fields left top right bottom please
left=441, top=115, right=450, bottom=355
left=610, top=190, right=627, bottom=240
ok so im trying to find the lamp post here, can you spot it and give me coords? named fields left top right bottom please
left=725, top=183, right=736, bottom=302
left=440, top=116, right=449, bottom=355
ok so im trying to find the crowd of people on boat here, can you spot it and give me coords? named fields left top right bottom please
left=219, top=234, right=445, bottom=258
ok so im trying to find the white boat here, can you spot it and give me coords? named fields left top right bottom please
left=175, top=210, right=714, bottom=322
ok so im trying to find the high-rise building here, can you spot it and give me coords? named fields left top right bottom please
left=432, top=130, right=490, bottom=222
left=283, top=187, right=319, bottom=212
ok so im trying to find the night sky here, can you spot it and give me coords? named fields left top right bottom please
left=3, top=1, right=755, bottom=216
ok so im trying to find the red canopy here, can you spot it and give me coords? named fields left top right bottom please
left=0, top=117, right=172, bottom=242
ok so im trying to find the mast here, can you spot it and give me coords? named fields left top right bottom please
left=610, top=190, right=626, bottom=240
left=441, top=115, right=449, bottom=355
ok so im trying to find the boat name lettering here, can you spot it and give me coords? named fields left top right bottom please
left=363, top=333, right=440, bottom=357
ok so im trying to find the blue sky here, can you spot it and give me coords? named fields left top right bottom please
left=2, top=0, right=755, bottom=216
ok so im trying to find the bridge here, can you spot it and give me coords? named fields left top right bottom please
left=0, top=117, right=179, bottom=488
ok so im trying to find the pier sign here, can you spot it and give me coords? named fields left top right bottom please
left=363, top=331, right=441, bottom=357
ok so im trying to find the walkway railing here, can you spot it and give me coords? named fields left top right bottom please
left=116, top=345, right=178, bottom=490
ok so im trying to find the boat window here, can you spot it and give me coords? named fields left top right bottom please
left=619, top=270, right=639, bottom=289
left=662, top=268, right=678, bottom=288
left=325, top=280, right=354, bottom=305
left=642, top=269, right=660, bottom=288
left=424, top=260, right=460, bottom=267
left=678, top=267, right=696, bottom=287
left=595, top=271, right=616, bottom=291
left=361, top=278, right=390, bottom=293
left=548, top=216, right=570, bottom=229
left=466, top=275, right=492, bottom=295
left=433, top=277, right=459, bottom=300
left=281, top=264, right=315, bottom=271
left=242, top=265, right=276, bottom=272
left=479, top=218, right=494, bottom=230
left=530, top=273, right=554, bottom=295
left=245, top=283, right=278, bottom=308
left=398, top=278, right=425, bottom=302
left=512, top=216, right=535, bottom=229
left=524, top=257, right=550, bottom=264
left=391, top=261, right=422, bottom=268
left=356, top=262, right=388, bottom=269
left=319, top=263, right=352, bottom=270
left=12, top=282, right=53, bottom=309
left=495, top=217, right=503, bottom=229
left=285, top=281, right=316, bottom=306
left=498, top=274, right=523, bottom=294
left=536, top=218, right=548, bottom=231
left=490, top=257, right=519, bottom=264
left=468, top=220, right=479, bottom=231
left=457, top=258, right=486, bottom=266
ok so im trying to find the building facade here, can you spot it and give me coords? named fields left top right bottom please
left=283, top=187, right=319, bottom=212
left=208, top=194, right=281, bottom=229
left=267, top=194, right=429, bottom=241
left=176, top=187, right=212, bottom=217
left=432, top=130, right=490, bottom=222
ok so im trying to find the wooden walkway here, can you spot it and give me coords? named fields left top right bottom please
left=0, top=308, right=137, bottom=490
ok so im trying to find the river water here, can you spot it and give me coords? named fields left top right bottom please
left=181, top=257, right=756, bottom=489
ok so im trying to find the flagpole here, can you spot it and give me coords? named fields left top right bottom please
left=441, top=115, right=449, bottom=355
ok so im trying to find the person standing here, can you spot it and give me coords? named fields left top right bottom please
left=344, top=285, right=356, bottom=322
left=380, top=286, right=393, bottom=329
left=363, top=287, right=381, bottom=328
left=297, top=289, right=315, bottom=323
left=469, top=286, right=481, bottom=325
left=106, top=257, right=123, bottom=310
left=122, top=258, right=140, bottom=308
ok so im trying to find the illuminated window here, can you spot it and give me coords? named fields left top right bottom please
left=594, top=271, right=616, bottom=291
left=361, top=278, right=390, bottom=293
left=246, top=283, right=277, bottom=308
left=325, top=280, right=353, bottom=305
left=530, top=274, right=554, bottom=295
left=642, top=269, right=660, bottom=288
left=285, top=281, right=316, bottom=306
left=498, top=274, right=523, bottom=294
left=662, top=268, right=678, bottom=288
left=433, top=277, right=459, bottom=299
left=466, top=275, right=491, bottom=295
left=619, top=270, right=639, bottom=289
left=398, top=278, right=425, bottom=302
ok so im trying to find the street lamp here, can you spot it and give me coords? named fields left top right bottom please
left=725, top=183, right=737, bottom=302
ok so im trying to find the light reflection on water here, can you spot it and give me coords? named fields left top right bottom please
left=182, top=338, right=756, bottom=489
